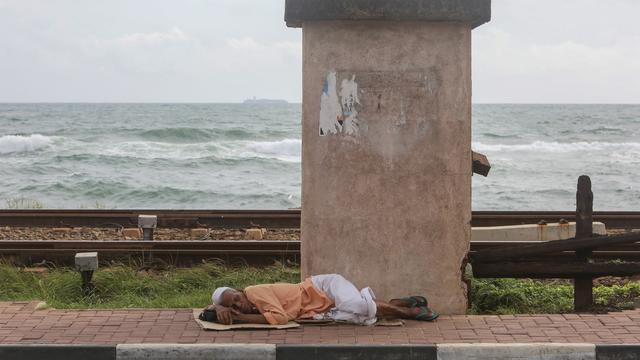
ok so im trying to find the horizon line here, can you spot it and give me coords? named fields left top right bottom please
left=1, top=102, right=639, bottom=105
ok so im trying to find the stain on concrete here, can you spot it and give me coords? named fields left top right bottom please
left=319, top=69, right=441, bottom=147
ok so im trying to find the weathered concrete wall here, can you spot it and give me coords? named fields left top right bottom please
left=301, top=21, right=472, bottom=314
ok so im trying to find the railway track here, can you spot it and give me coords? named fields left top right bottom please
left=0, top=240, right=301, bottom=266
left=1, top=209, right=638, bottom=266
left=1, top=210, right=639, bottom=229
left=0, top=209, right=301, bottom=228
left=2, top=240, right=640, bottom=266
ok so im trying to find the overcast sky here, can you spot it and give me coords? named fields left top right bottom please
left=0, top=0, right=639, bottom=103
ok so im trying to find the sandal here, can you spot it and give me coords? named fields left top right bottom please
left=415, top=306, right=439, bottom=322
left=410, top=296, right=428, bottom=308
left=390, top=295, right=428, bottom=308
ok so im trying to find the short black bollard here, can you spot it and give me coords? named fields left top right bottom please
left=75, top=252, right=98, bottom=295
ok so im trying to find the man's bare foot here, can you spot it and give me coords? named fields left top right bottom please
left=376, top=301, right=423, bottom=319
left=389, top=298, right=413, bottom=308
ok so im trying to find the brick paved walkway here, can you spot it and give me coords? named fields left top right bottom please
left=2, top=301, right=640, bottom=345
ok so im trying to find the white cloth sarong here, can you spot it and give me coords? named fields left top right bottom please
left=311, top=274, right=377, bottom=326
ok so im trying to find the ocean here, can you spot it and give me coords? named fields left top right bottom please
left=0, top=103, right=638, bottom=210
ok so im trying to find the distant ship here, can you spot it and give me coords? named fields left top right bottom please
left=243, top=97, right=288, bottom=105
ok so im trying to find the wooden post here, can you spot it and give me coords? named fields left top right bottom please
left=574, top=175, right=594, bottom=312
left=472, top=151, right=491, bottom=177
left=576, top=176, right=593, bottom=239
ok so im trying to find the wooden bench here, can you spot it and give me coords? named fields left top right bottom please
left=469, top=176, right=640, bottom=311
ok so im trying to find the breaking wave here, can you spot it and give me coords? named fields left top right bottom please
left=481, top=132, right=522, bottom=139
left=58, top=138, right=302, bottom=163
left=473, top=141, right=640, bottom=153
left=0, top=134, right=53, bottom=154
left=138, top=128, right=216, bottom=143
left=244, top=139, right=301, bottom=160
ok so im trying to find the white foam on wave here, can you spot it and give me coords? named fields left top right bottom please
left=0, top=134, right=53, bottom=154
left=95, top=141, right=217, bottom=160
left=89, top=138, right=302, bottom=162
left=473, top=140, right=640, bottom=153
left=244, top=139, right=301, bottom=162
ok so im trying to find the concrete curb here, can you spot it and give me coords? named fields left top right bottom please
left=437, top=343, right=595, bottom=360
left=1, top=343, right=639, bottom=359
left=0, top=344, right=116, bottom=360
left=116, top=344, right=275, bottom=360
left=277, top=344, right=437, bottom=360
left=596, top=344, right=640, bottom=360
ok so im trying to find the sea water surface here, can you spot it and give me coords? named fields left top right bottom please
left=0, top=103, right=638, bottom=210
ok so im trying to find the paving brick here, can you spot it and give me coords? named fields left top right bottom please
left=3, top=302, right=640, bottom=345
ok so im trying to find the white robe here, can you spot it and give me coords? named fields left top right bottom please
left=311, top=274, right=377, bottom=326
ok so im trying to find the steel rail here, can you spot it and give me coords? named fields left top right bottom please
left=0, top=240, right=301, bottom=266
left=2, top=240, right=640, bottom=266
left=0, top=210, right=639, bottom=229
left=0, top=209, right=302, bottom=228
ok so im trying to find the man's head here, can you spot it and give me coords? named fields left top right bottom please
left=212, top=287, right=253, bottom=313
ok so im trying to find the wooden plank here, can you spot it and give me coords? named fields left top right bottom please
left=470, top=232, right=640, bottom=263
left=473, top=261, right=640, bottom=278
left=471, top=241, right=640, bottom=252
left=575, top=175, right=594, bottom=239
left=472, top=151, right=491, bottom=177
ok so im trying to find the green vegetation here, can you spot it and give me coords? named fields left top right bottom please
left=5, top=197, right=44, bottom=209
left=470, top=278, right=573, bottom=314
left=4, top=197, right=113, bottom=209
left=2, top=261, right=640, bottom=313
left=470, top=278, right=640, bottom=314
left=78, top=201, right=112, bottom=209
left=0, top=261, right=298, bottom=309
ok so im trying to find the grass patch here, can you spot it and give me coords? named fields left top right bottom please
left=470, top=278, right=640, bottom=314
left=5, top=197, right=114, bottom=209
left=2, top=261, right=640, bottom=313
left=5, top=197, right=44, bottom=209
left=79, top=200, right=113, bottom=209
left=470, top=278, right=573, bottom=314
left=0, top=261, right=299, bottom=309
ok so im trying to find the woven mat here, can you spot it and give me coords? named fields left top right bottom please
left=192, top=309, right=300, bottom=331
left=193, top=309, right=404, bottom=330
left=294, top=318, right=405, bottom=326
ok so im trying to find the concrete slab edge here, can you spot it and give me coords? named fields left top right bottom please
left=596, top=344, right=640, bottom=360
left=437, top=343, right=596, bottom=359
left=116, top=343, right=276, bottom=360
left=2, top=343, right=639, bottom=359
left=0, top=344, right=116, bottom=360
left=276, top=344, right=437, bottom=360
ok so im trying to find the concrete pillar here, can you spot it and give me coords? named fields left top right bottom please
left=286, top=0, right=491, bottom=314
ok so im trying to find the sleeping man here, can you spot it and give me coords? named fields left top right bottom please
left=204, top=274, right=438, bottom=325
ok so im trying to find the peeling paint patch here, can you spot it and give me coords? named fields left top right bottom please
left=340, top=75, right=360, bottom=135
left=394, top=98, right=407, bottom=128
left=319, top=72, right=360, bottom=136
left=319, top=72, right=342, bottom=136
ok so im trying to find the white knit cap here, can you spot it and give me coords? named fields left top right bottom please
left=212, top=287, right=232, bottom=305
